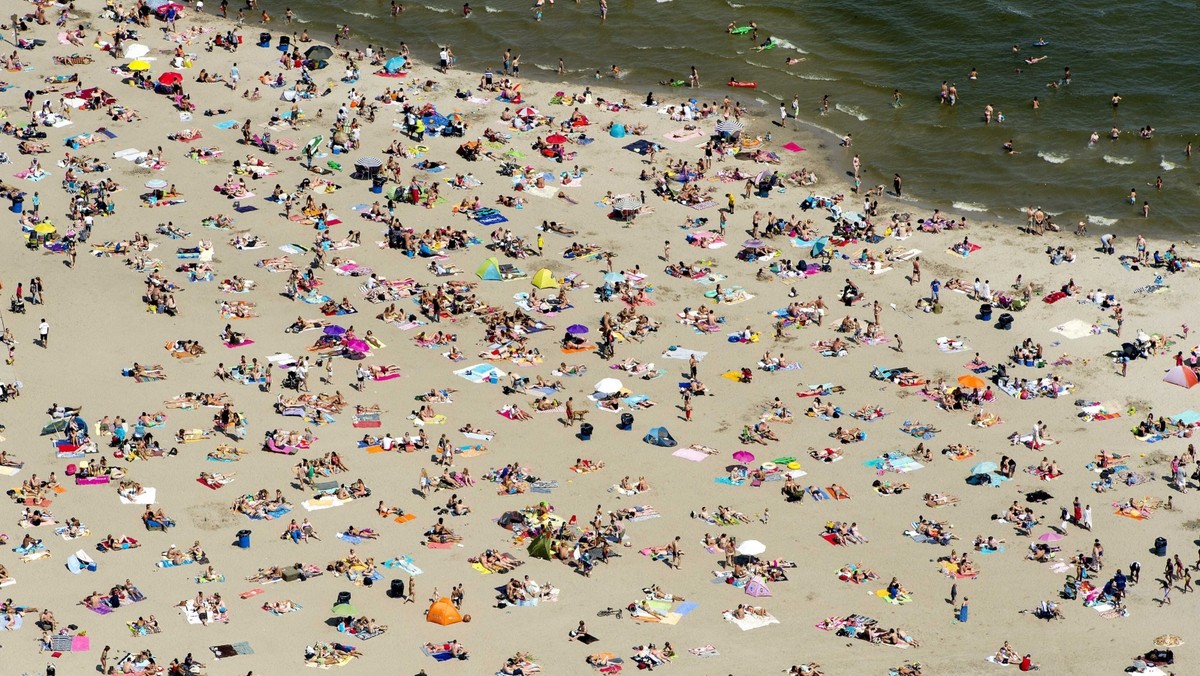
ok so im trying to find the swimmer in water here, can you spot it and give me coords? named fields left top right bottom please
left=1088, top=131, right=1099, bottom=147
left=1003, top=140, right=1019, bottom=154
left=1025, top=55, right=1048, bottom=64
left=786, top=57, right=805, bottom=65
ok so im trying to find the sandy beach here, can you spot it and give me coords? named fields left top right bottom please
left=0, top=3, right=1198, bottom=675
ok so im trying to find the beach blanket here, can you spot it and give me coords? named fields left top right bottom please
left=119, top=488, right=157, bottom=505
left=722, top=611, right=779, bottom=630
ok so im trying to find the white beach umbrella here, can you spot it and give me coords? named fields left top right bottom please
left=737, top=540, right=766, bottom=556
left=123, top=43, right=150, bottom=59
left=613, top=196, right=642, bottom=212
left=595, top=378, right=622, bottom=395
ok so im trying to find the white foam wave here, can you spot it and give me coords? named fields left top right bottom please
left=996, top=3, right=1032, bottom=18
left=727, top=1, right=745, bottom=6
left=1037, top=151, right=1069, bottom=164
left=423, top=5, right=452, bottom=13
left=347, top=11, right=377, bottom=18
left=798, top=73, right=836, bottom=82
left=1087, top=215, right=1118, bottom=226
left=484, top=5, right=502, bottom=12
left=1161, top=156, right=1178, bottom=171
left=835, top=103, right=867, bottom=121
left=769, top=38, right=806, bottom=54
left=952, top=201, right=989, bottom=213
left=1103, top=155, right=1134, bottom=165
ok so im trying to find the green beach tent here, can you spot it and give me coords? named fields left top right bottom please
left=476, top=257, right=502, bottom=281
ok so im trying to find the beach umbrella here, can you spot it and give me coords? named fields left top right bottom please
left=157, top=72, right=182, bottom=86
left=595, top=378, right=622, bottom=395
left=957, top=374, right=986, bottom=389
left=323, top=325, right=346, bottom=336
left=122, top=43, right=149, bottom=59
left=344, top=339, right=370, bottom=353
left=731, top=450, right=755, bottom=463
left=724, top=464, right=747, bottom=472
left=330, top=603, right=357, bottom=616
left=41, top=419, right=68, bottom=435
left=305, top=45, right=333, bottom=61
left=545, top=133, right=568, bottom=145
left=33, top=222, right=56, bottom=234
left=355, top=156, right=382, bottom=168
left=715, top=119, right=745, bottom=134
left=566, top=324, right=589, bottom=335
left=736, top=539, right=766, bottom=556
left=145, top=179, right=167, bottom=189
left=970, top=461, right=997, bottom=475
left=1037, top=531, right=1063, bottom=543
left=127, top=60, right=151, bottom=72
left=742, top=239, right=765, bottom=249
left=613, top=196, right=642, bottom=212
left=384, top=56, right=407, bottom=73
left=515, top=107, right=540, bottom=119
left=603, top=272, right=624, bottom=284
left=303, top=135, right=323, bottom=157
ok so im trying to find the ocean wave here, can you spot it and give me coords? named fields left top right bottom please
left=992, top=2, right=1032, bottom=18
left=423, top=5, right=452, bottom=13
left=1037, top=151, right=1069, bottom=164
left=798, top=73, right=836, bottom=81
left=727, top=0, right=745, bottom=6
left=346, top=10, right=378, bottom=18
left=484, top=5, right=502, bottom=12
left=835, top=103, right=868, bottom=121
left=1103, top=155, right=1134, bottom=165
left=1161, top=156, right=1179, bottom=171
left=1088, top=215, right=1118, bottom=226
left=769, top=38, right=807, bottom=54
left=952, top=201, right=990, bottom=213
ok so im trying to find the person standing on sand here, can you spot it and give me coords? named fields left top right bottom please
left=893, top=173, right=903, bottom=197
left=690, top=66, right=699, bottom=88
left=910, top=256, right=920, bottom=286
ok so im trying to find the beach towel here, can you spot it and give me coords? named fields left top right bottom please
left=661, top=347, right=706, bottom=361
left=722, top=611, right=779, bottom=630
left=119, top=488, right=157, bottom=505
